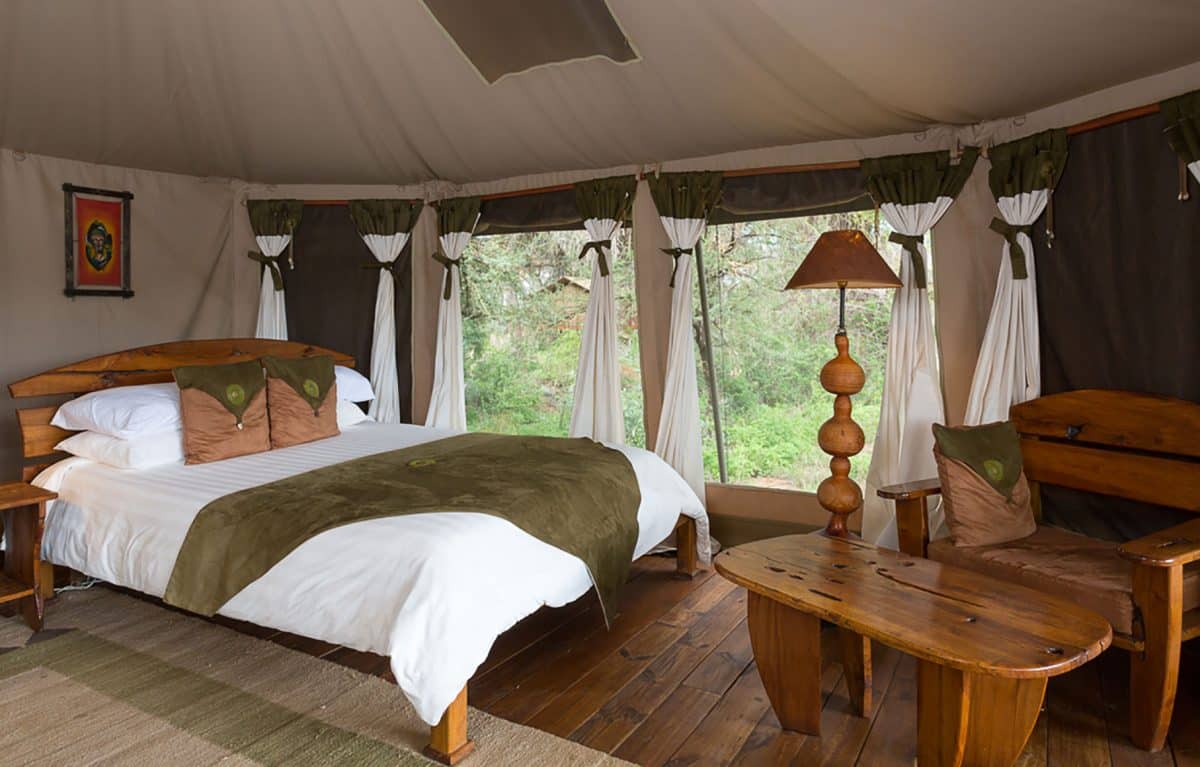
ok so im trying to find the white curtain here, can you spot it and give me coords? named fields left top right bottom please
left=569, top=218, right=625, bottom=443
left=424, top=230, right=473, bottom=431
left=361, top=232, right=410, bottom=423
left=963, top=190, right=1048, bottom=425
left=863, top=200, right=952, bottom=549
left=654, top=217, right=707, bottom=503
left=253, top=234, right=291, bottom=340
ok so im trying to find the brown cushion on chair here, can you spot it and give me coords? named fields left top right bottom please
left=932, top=422, right=1037, bottom=547
left=262, top=355, right=338, bottom=449
left=928, top=525, right=1200, bottom=636
left=174, top=359, right=270, bottom=464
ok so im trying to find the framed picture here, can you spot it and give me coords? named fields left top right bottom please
left=63, top=183, right=134, bottom=298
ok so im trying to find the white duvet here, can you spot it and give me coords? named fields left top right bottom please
left=33, top=421, right=709, bottom=725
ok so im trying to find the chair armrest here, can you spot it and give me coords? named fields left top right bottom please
left=1119, top=517, right=1200, bottom=567
left=876, top=478, right=941, bottom=501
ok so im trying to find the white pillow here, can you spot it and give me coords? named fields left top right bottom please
left=336, top=398, right=372, bottom=428
left=335, top=365, right=375, bottom=403
left=51, top=383, right=182, bottom=439
left=55, top=430, right=185, bottom=470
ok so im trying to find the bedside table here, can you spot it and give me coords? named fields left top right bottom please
left=0, top=482, right=56, bottom=631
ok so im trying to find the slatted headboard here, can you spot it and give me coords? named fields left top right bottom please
left=9, top=339, right=355, bottom=481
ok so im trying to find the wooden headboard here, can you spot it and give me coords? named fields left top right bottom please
left=1010, top=389, right=1200, bottom=512
left=9, top=339, right=354, bottom=481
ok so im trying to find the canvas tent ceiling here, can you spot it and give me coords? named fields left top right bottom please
left=1, top=0, right=1198, bottom=186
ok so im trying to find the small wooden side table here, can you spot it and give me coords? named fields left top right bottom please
left=0, top=482, right=56, bottom=631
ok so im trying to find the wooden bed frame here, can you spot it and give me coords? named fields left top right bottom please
left=8, top=338, right=702, bottom=764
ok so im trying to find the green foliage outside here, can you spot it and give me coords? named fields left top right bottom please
left=461, top=229, right=645, bottom=445
left=460, top=211, right=916, bottom=493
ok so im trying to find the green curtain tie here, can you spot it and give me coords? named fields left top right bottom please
left=247, top=250, right=285, bottom=291
left=578, top=240, right=613, bottom=277
left=989, top=218, right=1033, bottom=279
left=887, top=232, right=927, bottom=289
left=660, top=247, right=693, bottom=288
left=432, top=252, right=461, bottom=300
left=362, top=259, right=404, bottom=278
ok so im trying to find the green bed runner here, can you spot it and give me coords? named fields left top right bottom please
left=164, top=433, right=642, bottom=624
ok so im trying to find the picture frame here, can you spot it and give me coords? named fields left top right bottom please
left=63, top=183, right=134, bottom=298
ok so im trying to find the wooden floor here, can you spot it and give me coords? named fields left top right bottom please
left=184, top=556, right=1197, bottom=765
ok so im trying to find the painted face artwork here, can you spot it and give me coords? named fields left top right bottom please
left=85, top=220, right=114, bottom=271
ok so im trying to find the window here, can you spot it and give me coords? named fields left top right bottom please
left=461, top=230, right=644, bottom=444
left=695, top=211, right=912, bottom=490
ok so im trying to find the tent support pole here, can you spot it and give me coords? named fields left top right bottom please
left=694, top=240, right=728, bottom=483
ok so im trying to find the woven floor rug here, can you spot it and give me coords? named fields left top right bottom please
left=0, top=588, right=632, bottom=766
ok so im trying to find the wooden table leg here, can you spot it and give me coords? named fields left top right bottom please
left=917, top=660, right=1046, bottom=767
left=424, top=686, right=474, bottom=765
left=839, top=627, right=872, bottom=717
left=746, top=591, right=822, bottom=735
left=4, top=504, right=44, bottom=632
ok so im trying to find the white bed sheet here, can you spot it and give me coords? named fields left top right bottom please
left=34, top=422, right=709, bottom=725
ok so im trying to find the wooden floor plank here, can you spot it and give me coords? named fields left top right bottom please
left=613, top=683, right=721, bottom=767
left=1046, top=662, right=1115, bottom=767
left=681, top=617, right=755, bottom=695
left=468, top=566, right=710, bottom=710
left=569, top=588, right=747, bottom=752
left=656, top=662, right=775, bottom=767
left=779, top=643, right=903, bottom=767
left=852, top=650, right=918, bottom=767
left=1168, top=646, right=1199, bottom=767
left=729, top=637, right=844, bottom=767
left=480, top=568, right=716, bottom=721
left=1096, top=651, right=1175, bottom=767
left=524, top=620, right=687, bottom=736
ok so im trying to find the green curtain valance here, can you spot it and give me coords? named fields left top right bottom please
left=575, top=176, right=636, bottom=277
left=349, top=199, right=424, bottom=236
left=435, top=196, right=482, bottom=235
left=575, top=175, right=636, bottom=222
left=647, top=171, right=723, bottom=220
left=861, top=147, right=979, bottom=206
left=1162, top=90, right=1200, bottom=165
left=247, top=199, right=303, bottom=237
left=987, top=129, right=1068, bottom=200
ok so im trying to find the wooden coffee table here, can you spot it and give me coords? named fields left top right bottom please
left=715, top=534, right=1112, bottom=767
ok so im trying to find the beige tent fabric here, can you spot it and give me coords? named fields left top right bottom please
left=931, top=161, right=1003, bottom=426
left=410, top=207, right=442, bottom=425
left=631, top=180, right=673, bottom=450
left=1, top=2, right=1198, bottom=185
left=0, top=149, right=257, bottom=481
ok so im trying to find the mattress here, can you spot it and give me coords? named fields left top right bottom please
left=33, top=421, right=709, bottom=725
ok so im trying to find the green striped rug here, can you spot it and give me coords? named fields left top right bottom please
left=0, top=589, right=631, bottom=767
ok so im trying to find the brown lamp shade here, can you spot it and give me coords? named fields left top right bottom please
left=785, top=229, right=902, bottom=290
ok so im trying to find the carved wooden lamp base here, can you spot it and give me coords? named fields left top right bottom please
left=817, top=330, right=865, bottom=537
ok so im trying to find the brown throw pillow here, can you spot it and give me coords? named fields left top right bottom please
left=262, top=355, right=339, bottom=449
left=932, top=421, right=1037, bottom=547
left=173, top=359, right=270, bottom=465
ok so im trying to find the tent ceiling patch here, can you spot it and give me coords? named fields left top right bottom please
left=422, top=0, right=638, bottom=84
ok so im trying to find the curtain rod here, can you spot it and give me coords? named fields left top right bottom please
left=293, top=100, right=1163, bottom=207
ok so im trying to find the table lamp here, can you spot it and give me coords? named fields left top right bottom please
left=785, top=229, right=902, bottom=537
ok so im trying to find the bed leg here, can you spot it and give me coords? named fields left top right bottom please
left=424, top=686, right=474, bottom=765
left=676, top=516, right=700, bottom=578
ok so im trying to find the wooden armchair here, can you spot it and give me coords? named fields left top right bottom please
left=878, top=390, right=1200, bottom=752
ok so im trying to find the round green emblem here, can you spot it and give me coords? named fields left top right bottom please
left=982, top=459, right=1005, bottom=483
left=408, top=458, right=437, bottom=468
left=225, top=384, right=246, bottom=406
left=302, top=378, right=321, bottom=398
